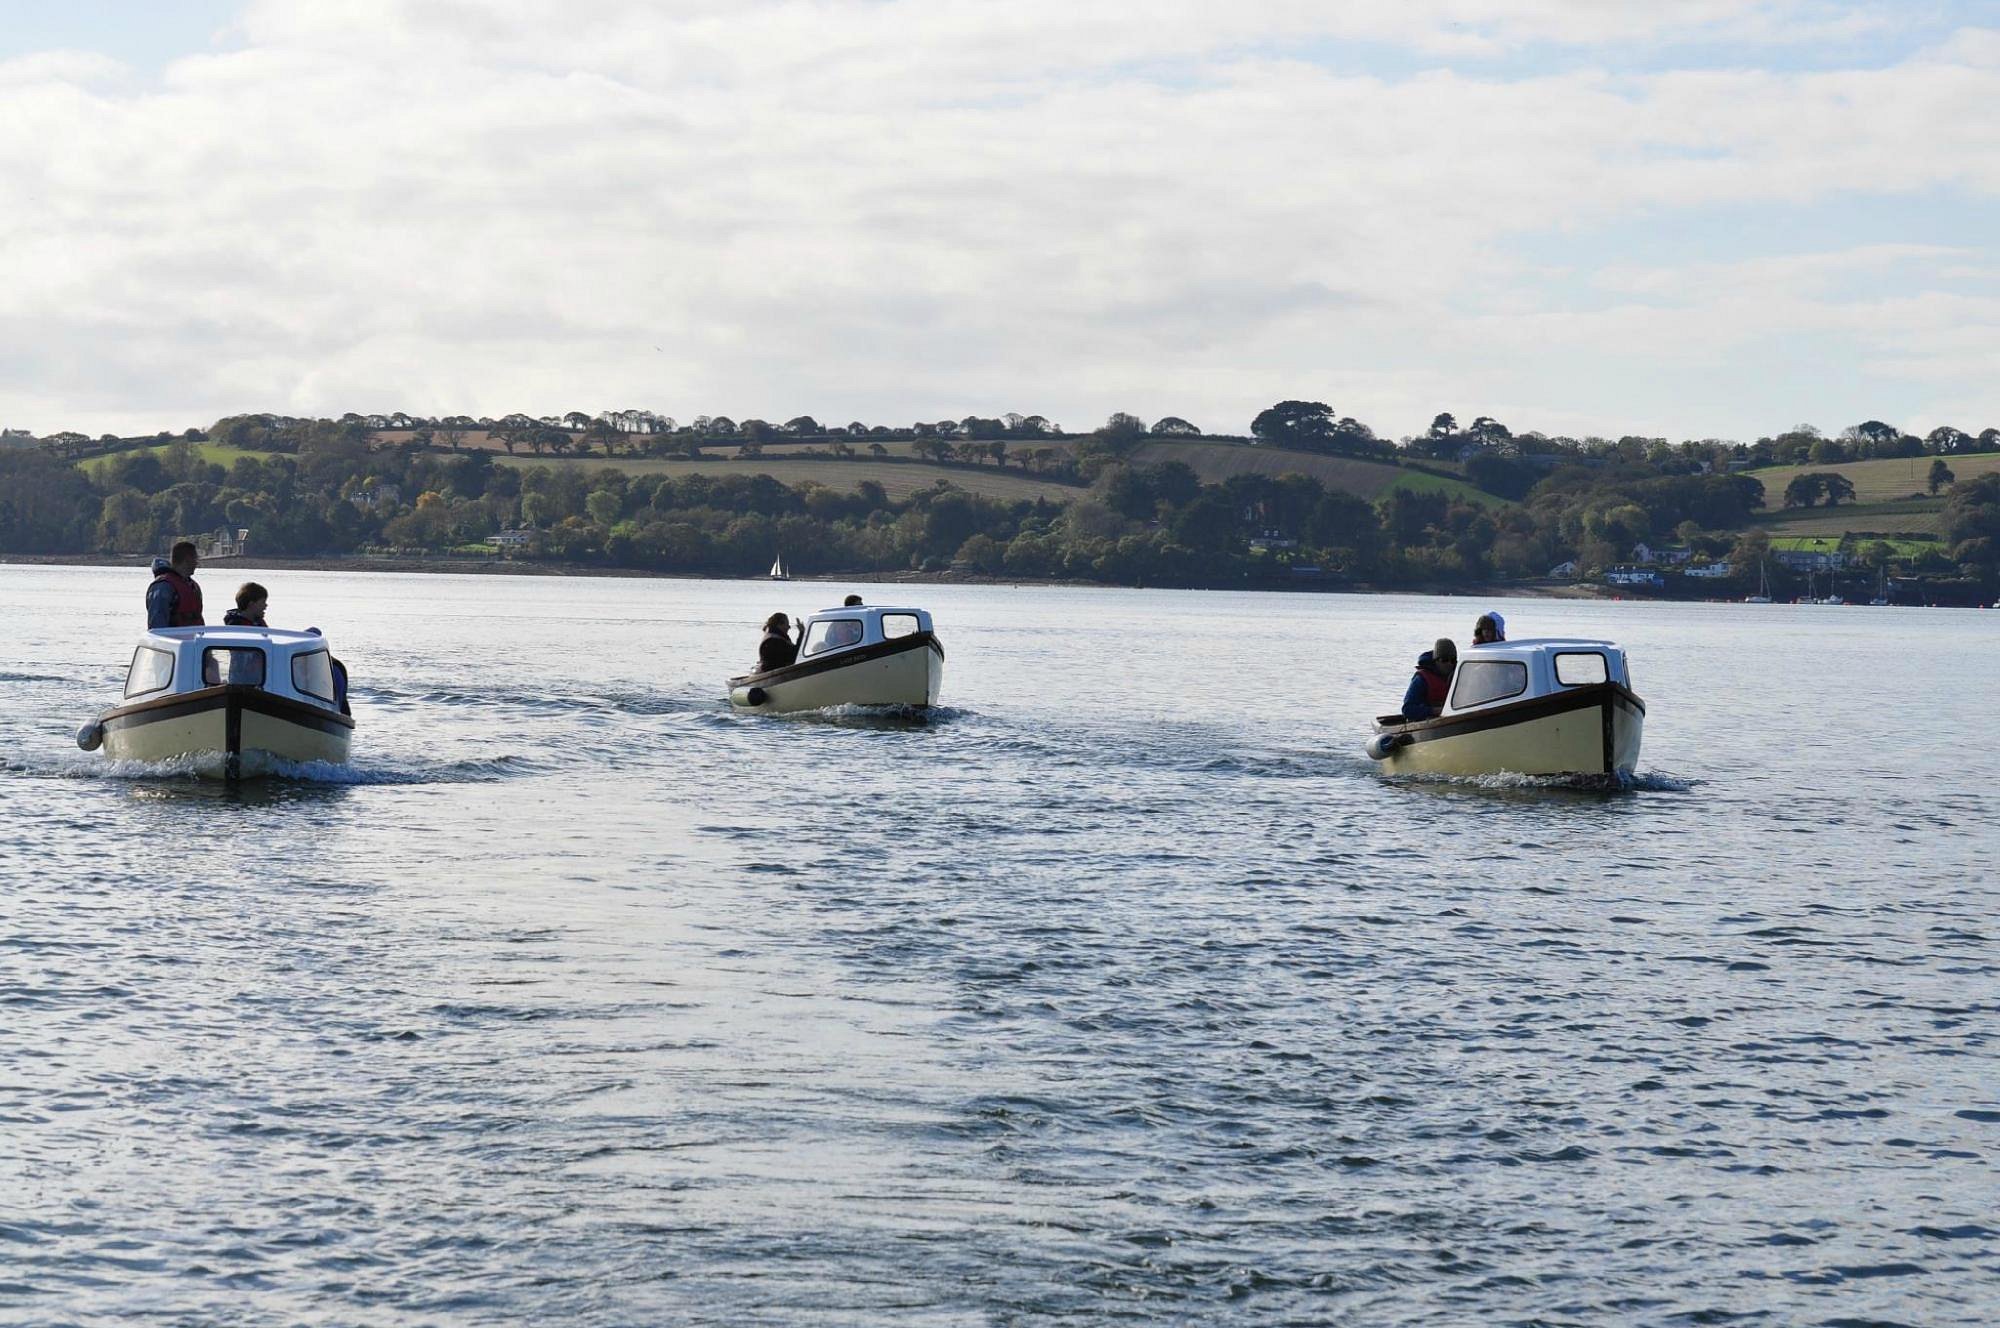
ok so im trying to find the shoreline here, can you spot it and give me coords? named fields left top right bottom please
left=0, top=552, right=1614, bottom=599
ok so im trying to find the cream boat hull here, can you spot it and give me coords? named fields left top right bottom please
left=730, top=634, right=943, bottom=714
left=1371, top=683, right=1644, bottom=779
left=99, top=685, right=353, bottom=775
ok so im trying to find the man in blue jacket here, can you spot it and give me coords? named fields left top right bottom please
left=1400, top=638, right=1457, bottom=719
left=145, top=542, right=204, bottom=628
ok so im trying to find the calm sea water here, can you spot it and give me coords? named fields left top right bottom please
left=2, top=565, right=1996, bottom=1327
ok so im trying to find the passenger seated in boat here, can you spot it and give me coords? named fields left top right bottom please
left=758, top=613, right=800, bottom=671
left=223, top=582, right=269, bottom=627
left=1400, top=638, right=1457, bottom=720
left=1471, top=611, right=1506, bottom=646
left=842, top=594, right=863, bottom=606
left=808, top=618, right=865, bottom=656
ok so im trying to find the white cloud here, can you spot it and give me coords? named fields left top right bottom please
left=0, top=1, right=1995, bottom=439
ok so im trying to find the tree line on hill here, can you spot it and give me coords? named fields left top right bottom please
left=6, top=409, right=1997, bottom=595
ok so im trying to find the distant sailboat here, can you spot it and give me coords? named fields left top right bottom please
left=1869, top=565, right=1890, bottom=606
left=1744, top=560, right=1771, bottom=604
left=769, top=554, right=790, bottom=582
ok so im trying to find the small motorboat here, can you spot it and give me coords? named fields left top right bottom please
left=78, top=627, right=354, bottom=777
left=1366, top=638, right=1644, bottom=779
left=729, top=605, right=943, bottom=714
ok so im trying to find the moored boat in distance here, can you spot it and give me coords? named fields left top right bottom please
left=78, top=627, right=354, bottom=777
left=1745, top=560, right=1772, bottom=604
left=1366, top=638, right=1644, bottom=780
left=730, top=605, right=943, bottom=714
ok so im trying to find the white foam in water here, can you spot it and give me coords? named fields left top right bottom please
left=15, top=751, right=525, bottom=786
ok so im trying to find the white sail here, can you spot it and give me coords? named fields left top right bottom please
left=769, top=554, right=787, bottom=579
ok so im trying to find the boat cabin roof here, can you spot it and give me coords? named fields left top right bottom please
left=804, top=605, right=930, bottom=627
left=795, top=605, right=934, bottom=660
left=125, top=626, right=344, bottom=709
left=1464, top=636, right=1627, bottom=660
left=1440, top=637, right=1631, bottom=717
left=143, top=626, right=331, bottom=652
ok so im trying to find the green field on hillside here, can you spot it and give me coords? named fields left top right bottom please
left=1742, top=451, right=2000, bottom=505
left=1752, top=496, right=1948, bottom=539
left=493, top=453, right=1081, bottom=503
left=81, top=441, right=280, bottom=473
left=1132, top=439, right=1492, bottom=503
left=376, top=429, right=1495, bottom=503
left=1766, top=534, right=1939, bottom=555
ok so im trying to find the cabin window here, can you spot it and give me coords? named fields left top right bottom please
left=1554, top=652, right=1609, bottom=686
left=124, top=646, right=175, bottom=698
left=202, top=647, right=266, bottom=688
left=292, top=649, right=336, bottom=703
left=1450, top=659, right=1528, bottom=709
left=802, top=618, right=866, bottom=657
left=881, top=613, right=920, bottom=639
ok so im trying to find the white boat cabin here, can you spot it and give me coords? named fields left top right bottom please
left=123, top=626, right=346, bottom=712
left=1441, top=638, right=1632, bottom=717
left=796, top=606, right=934, bottom=661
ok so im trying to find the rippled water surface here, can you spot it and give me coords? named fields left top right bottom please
left=3, top=565, right=1997, bottom=1326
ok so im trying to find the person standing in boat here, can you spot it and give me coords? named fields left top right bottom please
left=1400, top=638, right=1457, bottom=719
left=757, top=612, right=800, bottom=672
left=224, top=582, right=269, bottom=627
left=145, top=542, right=204, bottom=628
left=1471, top=611, right=1506, bottom=646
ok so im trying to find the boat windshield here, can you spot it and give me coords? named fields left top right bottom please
left=125, top=646, right=175, bottom=698
left=802, top=618, right=865, bottom=657
left=1451, top=659, right=1528, bottom=709
left=1553, top=651, right=1609, bottom=686
left=202, top=646, right=267, bottom=687
left=292, top=649, right=337, bottom=703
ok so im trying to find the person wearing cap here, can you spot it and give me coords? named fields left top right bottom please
left=1400, top=637, right=1458, bottom=719
left=842, top=594, right=863, bottom=607
left=1472, top=611, right=1507, bottom=646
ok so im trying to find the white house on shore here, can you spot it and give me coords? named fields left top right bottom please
left=485, top=529, right=533, bottom=549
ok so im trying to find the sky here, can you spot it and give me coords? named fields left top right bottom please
left=1, top=0, right=1997, bottom=441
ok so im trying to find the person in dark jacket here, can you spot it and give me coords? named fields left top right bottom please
left=223, top=582, right=269, bottom=627
left=1472, top=611, right=1506, bottom=645
left=145, top=542, right=204, bottom=628
left=1400, top=637, right=1458, bottom=720
left=757, top=613, right=799, bottom=672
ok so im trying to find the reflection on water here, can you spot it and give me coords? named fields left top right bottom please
left=1, top=567, right=1996, bottom=1327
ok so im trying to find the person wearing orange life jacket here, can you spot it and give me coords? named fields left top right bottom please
left=146, top=542, right=204, bottom=628
left=1399, top=637, right=1458, bottom=720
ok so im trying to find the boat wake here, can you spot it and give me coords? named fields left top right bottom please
left=7, top=751, right=536, bottom=786
left=1388, top=767, right=1696, bottom=795
left=367, top=683, right=711, bottom=717
left=764, top=702, right=964, bottom=727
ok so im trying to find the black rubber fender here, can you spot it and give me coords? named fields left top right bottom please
left=744, top=686, right=768, bottom=706
left=76, top=719, right=105, bottom=752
